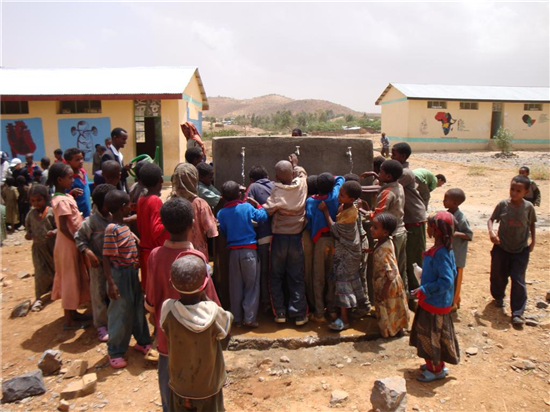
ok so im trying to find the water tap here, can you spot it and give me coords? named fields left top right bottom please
left=241, top=147, right=246, bottom=157
left=346, top=147, right=352, bottom=157
left=295, top=146, right=301, bottom=156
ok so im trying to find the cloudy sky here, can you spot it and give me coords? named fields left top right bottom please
left=2, top=2, right=548, bottom=112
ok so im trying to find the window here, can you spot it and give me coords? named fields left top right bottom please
left=427, top=101, right=447, bottom=109
left=1, top=101, right=29, bottom=115
left=59, top=100, right=102, bottom=114
left=524, top=103, right=542, bottom=111
left=460, top=102, right=479, bottom=110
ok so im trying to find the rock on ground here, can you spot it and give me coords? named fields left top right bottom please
left=466, top=347, right=479, bottom=356
left=2, top=369, right=47, bottom=403
left=61, top=373, right=97, bottom=400
left=511, top=359, right=536, bottom=370
left=536, top=301, right=549, bottom=309
left=370, top=376, right=407, bottom=412
left=280, top=356, right=290, bottom=363
left=58, top=399, right=70, bottom=411
left=10, top=300, right=31, bottom=318
left=64, top=360, right=88, bottom=379
left=330, top=390, right=349, bottom=405
left=38, top=349, right=63, bottom=376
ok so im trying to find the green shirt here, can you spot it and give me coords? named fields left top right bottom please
left=197, top=182, right=221, bottom=210
left=413, top=168, right=437, bottom=192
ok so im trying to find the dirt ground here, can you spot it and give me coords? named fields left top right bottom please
left=1, top=150, right=549, bottom=412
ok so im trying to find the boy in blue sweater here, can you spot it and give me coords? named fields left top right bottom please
left=305, top=173, right=344, bottom=323
left=218, top=180, right=268, bottom=328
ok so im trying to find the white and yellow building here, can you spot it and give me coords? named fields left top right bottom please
left=376, top=83, right=549, bottom=150
left=0, top=67, right=209, bottom=175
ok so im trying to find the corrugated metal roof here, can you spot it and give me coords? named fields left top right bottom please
left=375, top=83, right=550, bottom=105
left=0, top=66, right=209, bottom=109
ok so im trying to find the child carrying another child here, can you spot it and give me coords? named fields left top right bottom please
left=102, top=190, right=155, bottom=368
left=64, top=148, right=91, bottom=218
left=519, top=166, right=541, bottom=207
left=488, top=175, right=536, bottom=326
left=218, top=181, right=268, bottom=328
left=319, top=181, right=368, bottom=331
left=160, top=254, right=232, bottom=412
left=410, top=211, right=460, bottom=382
left=75, top=184, right=117, bottom=342
left=443, top=189, right=473, bottom=312
left=48, top=162, right=91, bottom=329
left=25, top=184, right=56, bottom=312
left=369, top=212, right=409, bottom=338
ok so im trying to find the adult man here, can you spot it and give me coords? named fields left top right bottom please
left=413, top=169, right=446, bottom=208
left=101, top=128, right=132, bottom=192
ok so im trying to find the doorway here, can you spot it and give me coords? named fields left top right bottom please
left=490, top=102, right=503, bottom=139
left=136, top=117, right=163, bottom=170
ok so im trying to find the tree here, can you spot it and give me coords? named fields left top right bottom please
left=493, top=126, right=514, bottom=154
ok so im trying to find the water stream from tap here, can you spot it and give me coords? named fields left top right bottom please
left=241, top=147, right=246, bottom=186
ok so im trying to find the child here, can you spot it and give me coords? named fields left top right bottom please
left=170, top=162, right=218, bottom=258
left=519, top=166, right=541, bottom=207
left=16, top=175, right=30, bottom=228
left=410, top=211, right=460, bottom=382
left=380, top=132, right=390, bottom=158
left=40, top=157, right=50, bottom=185
left=25, top=153, right=41, bottom=183
left=160, top=254, right=232, bottom=411
left=302, top=174, right=318, bottom=311
left=246, top=165, right=274, bottom=313
left=218, top=180, right=268, bottom=327
left=319, top=181, right=368, bottom=331
left=75, top=184, right=117, bottom=342
left=137, top=163, right=170, bottom=290
left=488, top=175, right=536, bottom=326
left=64, top=148, right=91, bottom=218
left=102, top=190, right=154, bottom=368
left=53, top=149, right=65, bottom=163
left=369, top=212, right=409, bottom=337
left=146, top=197, right=221, bottom=411
left=48, top=162, right=91, bottom=329
left=95, top=160, right=121, bottom=188
left=443, top=189, right=473, bottom=311
left=2, top=177, right=19, bottom=233
left=185, top=147, right=204, bottom=167
left=305, top=172, right=344, bottom=323
left=413, top=169, right=446, bottom=209
left=129, top=160, right=148, bottom=207
left=263, top=154, right=309, bottom=326
left=25, top=184, right=56, bottom=312
left=196, top=162, right=221, bottom=210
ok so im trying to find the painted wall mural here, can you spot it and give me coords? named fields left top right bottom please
left=1, top=118, right=45, bottom=160
left=434, top=112, right=456, bottom=135
left=419, top=117, right=428, bottom=135
left=457, top=119, right=469, bottom=132
left=522, top=114, right=536, bottom=127
left=539, top=114, right=549, bottom=124
left=58, top=118, right=111, bottom=162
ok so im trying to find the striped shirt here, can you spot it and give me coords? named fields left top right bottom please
left=103, top=223, right=139, bottom=267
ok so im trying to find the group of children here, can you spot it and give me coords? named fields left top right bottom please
left=2, top=133, right=542, bottom=408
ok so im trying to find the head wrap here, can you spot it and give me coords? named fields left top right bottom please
left=428, top=210, right=455, bottom=250
left=170, top=162, right=198, bottom=201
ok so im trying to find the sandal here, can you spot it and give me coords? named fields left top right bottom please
left=31, top=300, right=43, bottom=312
left=97, top=326, right=109, bottom=342
left=109, top=357, right=127, bottom=369
left=420, top=364, right=449, bottom=375
left=328, top=318, right=349, bottom=331
left=134, top=344, right=159, bottom=362
left=417, top=369, right=447, bottom=382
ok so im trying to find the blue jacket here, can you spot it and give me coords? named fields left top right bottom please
left=217, top=200, right=268, bottom=248
left=418, top=245, right=457, bottom=314
left=305, top=176, right=344, bottom=242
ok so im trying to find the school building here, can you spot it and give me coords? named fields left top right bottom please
left=375, top=83, right=550, bottom=150
left=0, top=66, right=209, bottom=175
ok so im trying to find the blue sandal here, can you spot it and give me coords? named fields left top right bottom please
left=420, top=364, right=449, bottom=375
left=328, top=318, right=349, bottom=331
left=417, top=369, right=447, bottom=382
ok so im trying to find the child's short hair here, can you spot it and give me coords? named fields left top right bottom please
left=47, top=162, right=72, bottom=187
left=6, top=177, right=16, bottom=187
left=380, top=159, right=403, bottom=181
left=317, top=173, right=335, bottom=195
left=519, top=166, right=530, bottom=174
left=63, top=148, right=83, bottom=162
left=54, top=148, right=63, bottom=156
left=170, top=254, right=207, bottom=294
left=140, top=163, right=163, bottom=189
left=445, top=188, right=466, bottom=205
left=307, top=175, right=318, bottom=196
left=374, top=212, right=398, bottom=236
left=341, top=180, right=362, bottom=200
left=392, top=142, right=412, bottom=160
left=16, top=175, right=26, bottom=186
left=344, top=173, right=360, bottom=182
left=28, top=184, right=50, bottom=202
left=249, top=165, right=268, bottom=181
left=373, top=155, right=386, bottom=171
left=33, top=169, right=43, bottom=178
left=222, top=180, right=240, bottom=201
left=436, top=174, right=447, bottom=183
left=512, top=174, right=531, bottom=190
left=41, top=157, right=51, bottom=168
left=104, top=190, right=130, bottom=214
left=98, top=145, right=107, bottom=153
left=185, top=147, right=203, bottom=164
left=92, top=184, right=117, bottom=212
left=134, top=159, right=148, bottom=181
left=101, top=160, right=121, bottom=180
left=161, top=197, right=194, bottom=235
left=196, top=162, right=213, bottom=179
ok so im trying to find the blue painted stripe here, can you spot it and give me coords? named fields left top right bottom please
left=182, top=93, right=203, bottom=109
left=380, top=97, right=408, bottom=105
left=387, top=136, right=550, bottom=144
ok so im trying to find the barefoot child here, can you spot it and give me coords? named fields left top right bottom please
left=25, top=184, right=56, bottom=312
left=75, top=184, right=117, bottom=342
left=410, top=211, right=460, bottom=382
left=161, top=254, right=233, bottom=411
left=519, top=166, right=541, bottom=207
left=369, top=212, right=409, bottom=338
left=102, top=190, right=155, bottom=368
left=48, top=162, right=91, bottom=329
left=319, top=181, right=368, bottom=331
left=488, top=175, right=536, bottom=326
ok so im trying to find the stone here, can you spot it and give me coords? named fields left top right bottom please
left=17, top=271, right=31, bottom=279
left=64, top=360, right=88, bottom=379
left=546, top=290, right=550, bottom=302
left=336, top=364, right=344, bottom=369
left=466, top=347, right=478, bottom=356
left=539, top=321, right=550, bottom=330
left=536, top=301, right=549, bottom=309
left=61, top=373, right=97, bottom=400
left=58, top=400, right=70, bottom=411
left=482, top=331, right=488, bottom=337
left=330, top=390, right=349, bottom=405
left=10, top=300, right=31, bottom=318
left=257, top=358, right=273, bottom=368
left=280, top=356, right=290, bottom=363
left=496, top=343, right=504, bottom=349
left=322, top=383, right=330, bottom=391
left=511, top=360, right=535, bottom=370
left=1, top=370, right=47, bottom=403
left=38, top=350, right=62, bottom=376
left=370, top=376, right=407, bottom=412
left=258, top=377, right=264, bottom=382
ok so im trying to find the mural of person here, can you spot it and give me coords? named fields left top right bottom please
left=5, top=120, right=37, bottom=158
left=434, top=112, right=456, bottom=136
left=71, top=121, right=98, bottom=162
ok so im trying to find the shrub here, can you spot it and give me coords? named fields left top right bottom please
left=493, top=127, right=514, bottom=154
left=530, top=164, right=550, bottom=180
left=203, top=129, right=241, bottom=140
left=467, top=164, right=488, bottom=176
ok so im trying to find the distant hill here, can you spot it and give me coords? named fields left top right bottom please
left=206, top=94, right=378, bottom=119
